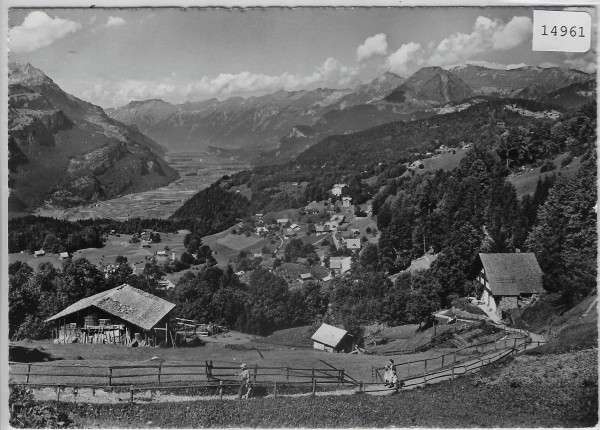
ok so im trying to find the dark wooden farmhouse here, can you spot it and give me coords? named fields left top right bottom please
left=478, top=253, right=544, bottom=319
left=311, top=323, right=353, bottom=353
left=46, top=284, right=175, bottom=346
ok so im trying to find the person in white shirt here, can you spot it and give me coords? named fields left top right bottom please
left=237, top=363, right=251, bottom=399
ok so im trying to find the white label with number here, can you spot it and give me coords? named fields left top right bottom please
left=532, top=10, right=591, bottom=52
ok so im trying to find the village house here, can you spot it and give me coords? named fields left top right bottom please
left=311, top=323, right=353, bottom=353
left=331, top=183, right=347, bottom=196
left=304, top=201, right=323, bottom=214
left=299, top=273, right=313, bottom=281
left=329, top=256, right=352, bottom=274
left=59, top=252, right=71, bottom=260
left=46, top=284, right=175, bottom=346
left=315, top=224, right=330, bottom=234
left=478, top=253, right=544, bottom=319
left=259, top=258, right=277, bottom=271
left=346, top=238, right=361, bottom=250
left=256, top=226, right=268, bottom=235
left=276, top=218, right=289, bottom=225
left=290, top=223, right=301, bottom=231
left=283, top=228, right=297, bottom=238
left=34, top=249, right=46, bottom=257
left=342, top=196, right=353, bottom=207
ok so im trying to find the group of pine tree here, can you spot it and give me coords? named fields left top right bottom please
left=8, top=100, right=597, bottom=342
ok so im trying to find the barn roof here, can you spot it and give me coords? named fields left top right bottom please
left=46, top=284, right=175, bottom=330
left=479, top=253, right=544, bottom=296
left=311, top=323, right=349, bottom=348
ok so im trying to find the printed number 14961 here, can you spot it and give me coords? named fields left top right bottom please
left=541, top=25, right=585, bottom=38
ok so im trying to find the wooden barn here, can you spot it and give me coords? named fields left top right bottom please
left=46, top=284, right=175, bottom=347
left=478, top=253, right=544, bottom=319
left=311, top=323, right=353, bottom=353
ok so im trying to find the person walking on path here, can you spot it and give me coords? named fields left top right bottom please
left=237, top=363, right=251, bottom=399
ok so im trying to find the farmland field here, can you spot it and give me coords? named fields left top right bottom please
left=33, top=150, right=249, bottom=221
left=8, top=231, right=191, bottom=274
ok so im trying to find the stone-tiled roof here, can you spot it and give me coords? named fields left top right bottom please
left=46, top=284, right=175, bottom=331
left=479, top=253, right=544, bottom=296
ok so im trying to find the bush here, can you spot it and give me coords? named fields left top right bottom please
left=540, top=160, right=556, bottom=173
left=9, top=385, right=71, bottom=428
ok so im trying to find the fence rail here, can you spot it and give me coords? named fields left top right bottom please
left=371, top=333, right=532, bottom=382
left=9, top=361, right=348, bottom=388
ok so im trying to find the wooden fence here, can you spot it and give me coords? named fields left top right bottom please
left=9, top=361, right=349, bottom=388
left=365, top=339, right=547, bottom=393
left=371, top=334, right=533, bottom=383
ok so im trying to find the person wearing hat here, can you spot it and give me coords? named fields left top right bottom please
left=237, top=363, right=251, bottom=399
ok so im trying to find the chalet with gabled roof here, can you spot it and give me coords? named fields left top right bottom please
left=46, top=284, right=175, bottom=346
left=311, top=323, right=353, bottom=353
left=478, top=253, right=544, bottom=318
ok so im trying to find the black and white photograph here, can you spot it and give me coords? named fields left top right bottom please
left=3, top=3, right=598, bottom=428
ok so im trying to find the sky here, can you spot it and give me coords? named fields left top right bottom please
left=7, top=7, right=597, bottom=109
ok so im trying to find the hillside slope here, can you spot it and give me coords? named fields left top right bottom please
left=8, top=63, right=178, bottom=211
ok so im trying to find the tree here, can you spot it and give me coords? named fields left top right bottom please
left=526, top=151, right=597, bottom=304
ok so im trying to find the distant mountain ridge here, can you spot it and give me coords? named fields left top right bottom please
left=8, top=62, right=178, bottom=211
left=107, top=64, right=595, bottom=165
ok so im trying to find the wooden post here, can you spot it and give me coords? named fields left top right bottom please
left=130, top=387, right=134, bottom=404
left=312, top=379, right=316, bottom=396
left=441, top=355, right=445, bottom=368
left=424, top=359, right=427, bottom=375
left=286, top=367, right=289, bottom=382
left=158, top=364, right=162, bottom=385
left=453, top=353, right=456, bottom=366
left=513, top=338, right=517, bottom=348
left=274, top=381, right=277, bottom=398
left=359, top=381, right=363, bottom=393
left=108, top=367, right=113, bottom=386
left=451, top=366, right=455, bottom=380
left=219, top=380, right=223, bottom=400
left=253, top=366, right=258, bottom=383
left=26, top=364, right=31, bottom=384
left=312, top=367, right=315, bottom=383
left=341, top=370, right=345, bottom=385
left=56, top=386, right=60, bottom=402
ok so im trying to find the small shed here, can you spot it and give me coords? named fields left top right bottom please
left=478, top=253, right=544, bottom=318
left=46, top=284, right=175, bottom=346
left=59, top=252, right=71, bottom=260
left=311, top=323, right=353, bottom=353
left=34, top=249, right=46, bottom=257
left=300, top=273, right=313, bottom=281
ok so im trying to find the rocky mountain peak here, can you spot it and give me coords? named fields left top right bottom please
left=9, top=62, right=57, bottom=88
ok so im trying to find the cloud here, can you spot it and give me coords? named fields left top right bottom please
left=491, top=16, right=533, bottom=50
left=564, top=51, right=596, bottom=73
left=81, top=57, right=362, bottom=107
left=8, top=11, right=82, bottom=53
left=105, top=16, right=126, bottom=28
left=384, top=16, right=533, bottom=76
left=385, top=42, right=423, bottom=76
left=357, top=33, right=388, bottom=62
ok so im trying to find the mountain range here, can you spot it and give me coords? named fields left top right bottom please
left=107, top=65, right=595, bottom=165
left=8, top=63, right=179, bottom=212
